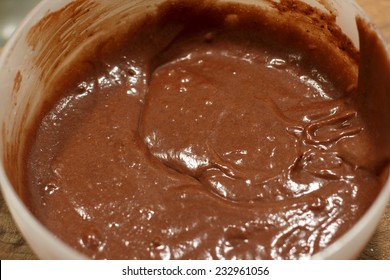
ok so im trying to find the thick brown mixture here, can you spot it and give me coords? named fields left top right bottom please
left=23, top=1, right=389, bottom=259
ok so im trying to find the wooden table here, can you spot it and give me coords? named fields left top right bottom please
left=0, top=0, right=389, bottom=260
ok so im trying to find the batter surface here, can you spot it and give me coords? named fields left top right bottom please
left=23, top=1, right=388, bottom=259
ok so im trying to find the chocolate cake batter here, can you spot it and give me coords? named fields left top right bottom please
left=21, top=0, right=389, bottom=259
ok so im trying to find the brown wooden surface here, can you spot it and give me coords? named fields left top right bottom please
left=0, top=0, right=389, bottom=260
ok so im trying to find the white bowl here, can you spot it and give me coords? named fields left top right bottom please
left=0, top=0, right=389, bottom=259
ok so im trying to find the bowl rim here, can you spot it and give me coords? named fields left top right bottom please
left=0, top=0, right=88, bottom=259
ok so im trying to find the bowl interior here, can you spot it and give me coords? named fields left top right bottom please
left=0, top=0, right=389, bottom=259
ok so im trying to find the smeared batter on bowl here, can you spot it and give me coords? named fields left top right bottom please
left=22, top=1, right=389, bottom=259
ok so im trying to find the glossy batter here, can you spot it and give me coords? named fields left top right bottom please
left=23, top=1, right=388, bottom=259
